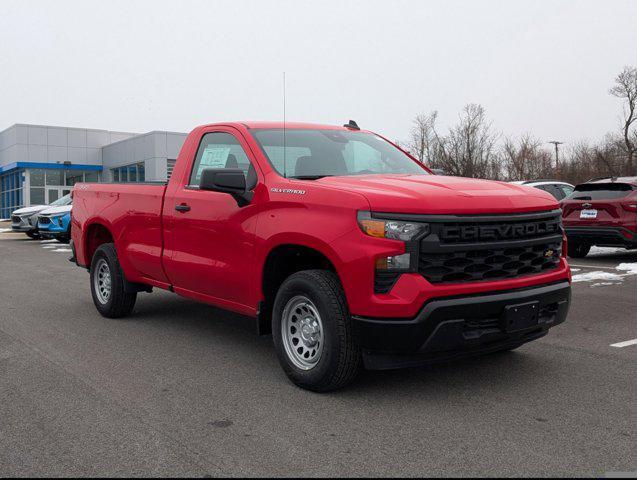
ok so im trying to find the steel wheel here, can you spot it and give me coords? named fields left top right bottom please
left=94, top=258, right=112, bottom=304
left=281, top=295, right=324, bottom=370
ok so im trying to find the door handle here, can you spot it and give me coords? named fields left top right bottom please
left=175, top=203, right=191, bottom=213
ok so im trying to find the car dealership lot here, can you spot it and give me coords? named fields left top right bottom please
left=0, top=228, right=635, bottom=477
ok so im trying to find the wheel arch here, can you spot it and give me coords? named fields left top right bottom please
left=258, top=240, right=344, bottom=335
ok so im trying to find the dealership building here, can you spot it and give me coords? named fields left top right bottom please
left=0, top=123, right=187, bottom=218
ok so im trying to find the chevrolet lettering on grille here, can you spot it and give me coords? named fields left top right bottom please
left=441, top=220, right=559, bottom=242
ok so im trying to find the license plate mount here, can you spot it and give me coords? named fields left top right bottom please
left=502, top=301, right=540, bottom=332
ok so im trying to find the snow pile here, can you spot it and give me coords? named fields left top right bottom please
left=589, top=246, right=626, bottom=256
left=0, top=228, right=11, bottom=233
left=572, top=261, right=637, bottom=284
left=616, top=263, right=637, bottom=275
left=52, top=248, right=72, bottom=252
left=571, top=271, right=624, bottom=283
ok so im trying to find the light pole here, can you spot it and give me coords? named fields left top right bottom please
left=548, top=140, right=564, bottom=175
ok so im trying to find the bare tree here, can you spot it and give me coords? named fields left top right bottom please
left=434, top=104, right=501, bottom=179
left=609, top=66, right=637, bottom=175
left=501, top=134, right=554, bottom=181
left=407, top=111, right=439, bottom=165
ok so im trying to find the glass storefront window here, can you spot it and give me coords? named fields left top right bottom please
left=46, top=170, right=63, bottom=186
left=30, top=187, right=45, bottom=205
left=1, top=170, right=25, bottom=218
left=31, top=170, right=45, bottom=187
left=111, top=163, right=144, bottom=183
left=65, top=171, right=84, bottom=186
left=84, top=171, right=99, bottom=182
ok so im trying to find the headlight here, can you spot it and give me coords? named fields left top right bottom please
left=357, top=211, right=429, bottom=241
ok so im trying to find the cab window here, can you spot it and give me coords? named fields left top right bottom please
left=190, top=132, right=252, bottom=186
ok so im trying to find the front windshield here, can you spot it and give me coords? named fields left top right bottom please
left=251, top=129, right=429, bottom=178
left=50, top=194, right=72, bottom=206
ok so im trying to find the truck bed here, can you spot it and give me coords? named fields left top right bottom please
left=72, top=182, right=170, bottom=286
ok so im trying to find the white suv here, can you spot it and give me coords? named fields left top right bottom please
left=510, top=180, right=575, bottom=201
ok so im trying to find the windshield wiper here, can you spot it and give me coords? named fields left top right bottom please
left=290, top=175, right=334, bottom=180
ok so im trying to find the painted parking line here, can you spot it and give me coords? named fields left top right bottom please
left=610, top=338, right=637, bottom=348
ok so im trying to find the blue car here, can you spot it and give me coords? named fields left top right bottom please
left=37, top=195, right=72, bottom=243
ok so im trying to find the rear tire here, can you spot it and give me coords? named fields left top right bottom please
left=568, top=243, right=591, bottom=258
left=90, top=243, right=137, bottom=318
left=272, top=270, right=361, bottom=392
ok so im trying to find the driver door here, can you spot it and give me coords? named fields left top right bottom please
left=162, top=128, right=260, bottom=313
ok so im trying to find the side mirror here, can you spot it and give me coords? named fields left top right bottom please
left=199, top=168, right=253, bottom=206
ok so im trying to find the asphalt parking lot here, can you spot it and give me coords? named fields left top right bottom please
left=0, top=226, right=635, bottom=477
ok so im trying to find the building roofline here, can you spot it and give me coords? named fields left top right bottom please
left=0, top=123, right=138, bottom=136
left=101, top=130, right=187, bottom=148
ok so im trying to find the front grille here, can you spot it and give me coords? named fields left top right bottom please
left=11, top=215, right=20, bottom=223
left=38, top=216, right=51, bottom=225
left=416, top=210, right=563, bottom=284
left=418, top=241, right=562, bottom=283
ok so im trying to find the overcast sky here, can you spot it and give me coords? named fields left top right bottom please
left=1, top=0, right=635, bottom=146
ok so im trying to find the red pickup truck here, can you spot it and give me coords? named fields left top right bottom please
left=71, top=121, right=572, bottom=391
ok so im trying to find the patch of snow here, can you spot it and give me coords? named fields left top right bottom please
left=570, top=268, right=581, bottom=272
left=52, top=248, right=72, bottom=252
left=588, top=246, right=627, bottom=256
left=0, top=228, right=12, bottom=233
left=571, top=271, right=624, bottom=283
left=42, top=245, right=57, bottom=249
left=616, top=262, right=637, bottom=275
left=591, top=282, right=617, bottom=287
left=40, top=239, right=57, bottom=243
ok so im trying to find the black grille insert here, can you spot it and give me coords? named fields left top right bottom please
left=415, top=210, right=563, bottom=284
left=419, top=241, right=561, bottom=284
left=38, top=216, right=51, bottom=225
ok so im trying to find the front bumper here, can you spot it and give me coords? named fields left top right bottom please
left=353, top=281, right=571, bottom=370
left=565, top=226, right=637, bottom=248
left=11, top=216, right=38, bottom=232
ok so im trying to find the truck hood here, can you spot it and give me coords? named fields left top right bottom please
left=39, top=205, right=72, bottom=216
left=315, top=174, right=558, bottom=214
left=12, top=205, right=47, bottom=216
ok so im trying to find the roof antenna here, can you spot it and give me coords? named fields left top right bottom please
left=283, top=71, right=287, bottom=178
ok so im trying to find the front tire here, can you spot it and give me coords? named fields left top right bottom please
left=26, top=231, right=40, bottom=240
left=272, top=270, right=361, bottom=392
left=568, top=243, right=591, bottom=258
left=90, top=243, right=137, bottom=318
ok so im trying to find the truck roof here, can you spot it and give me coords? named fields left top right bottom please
left=201, top=121, right=357, bottom=131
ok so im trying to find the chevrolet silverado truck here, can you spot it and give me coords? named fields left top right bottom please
left=71, top=121, right=572, bottom=391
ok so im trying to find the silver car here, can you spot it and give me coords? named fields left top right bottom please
left=11, top=194, right=72, bottom=239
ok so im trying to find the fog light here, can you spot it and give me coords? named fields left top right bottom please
left=376, top=253, right=411, bottom=271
